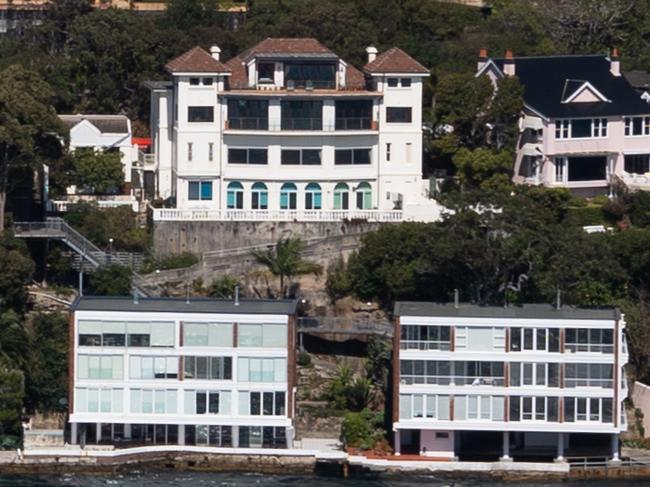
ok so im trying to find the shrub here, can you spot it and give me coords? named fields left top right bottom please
left=342, top=409, right=384, bottom=450
left=325, top=257, right=351, bottom=302
left=87, top=264, right=132, bottom=296
left=566, top=205, right=605, bottom=226
left=206, top=274, right=240, bottom=298
left=142, top=252, right=199, bottom=273
left=326, top=365, right=372, bottom=412
left=297, top=351, right=312, bottom=367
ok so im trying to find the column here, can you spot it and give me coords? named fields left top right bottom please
left=611, top=434, right=620, bottom=462
left=178, top=425, right=185, bottom=445
left=499, top=431, right=512, bottom=461
left=232, top=425, right=239, bottom=448
left=70, top=423, right=78, bottom=445
left=394, top=430, right=401, bottom=456
left=555, top=432, right=565, bottom=462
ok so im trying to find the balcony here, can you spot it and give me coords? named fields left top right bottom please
left=137, top=150, right=156, bottom=170
left=335, top=118, right=375, bottom=131
left=280, top=118, right=322, bottom=131
left=400, top=340, right=451, bottom=351
left=152, top=208, right=404, bottom=222
left=227, top=117, right=268, bottom=130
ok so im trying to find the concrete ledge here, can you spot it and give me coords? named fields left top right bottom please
left=348, top=456, right=571, bottom=473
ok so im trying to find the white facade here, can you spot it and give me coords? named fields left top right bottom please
left=149, top=41, right=440, bottom=222
left=69, top=297, right=296, bottom=449
left=393, top=303, right=629, bottom=460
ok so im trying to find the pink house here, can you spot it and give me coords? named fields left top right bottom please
left=477, top=49, right=650, bottom=196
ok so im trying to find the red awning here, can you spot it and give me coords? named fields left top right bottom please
left=132, top=137, right=151, bottom=148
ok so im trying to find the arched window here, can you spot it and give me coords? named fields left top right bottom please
left=355, top=182, right=372, bottom=209
left=227, top=181, right=244, bottom=209
left=333, top=183, right=349, bottom=210
left=280, top=183, right=297, bottom=210
left=305, top=182, right=322, bottom=210
left=251, top=182, right=268, bottom=210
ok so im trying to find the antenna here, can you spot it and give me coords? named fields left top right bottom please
left=234, top=285, right=240, bottom=306
left=454, top=289, right=459, bottom=309
left=133, top=288, right=139, bottom=305
left=186, top=282, right=190, bottom=305
left=556, top=288, right=561, bottom=310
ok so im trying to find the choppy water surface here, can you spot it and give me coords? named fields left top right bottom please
left=0, top=472, right=649, bottom=487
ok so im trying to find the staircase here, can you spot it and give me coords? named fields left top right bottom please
left=13, top=218, right=148, bottom=296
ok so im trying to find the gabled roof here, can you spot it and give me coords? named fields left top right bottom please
left=58, top=114, right=129, bottom=134
left=165, top=46, right=231, bottom=74
left=490, top=55, right=649, bottom=118
left=363, top=47, right=429, bottom=75
left=561, top=80, right=610, bottom=104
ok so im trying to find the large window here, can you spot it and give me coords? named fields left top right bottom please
left=184, top=390, right=231, bottom=415
left=130, top=389, right=177, bottom=414
left=183, top=322, right=233, bottom=347
left=566, top=156, right=607, bottom=181
left=78, top=321, right=175, bottom=348
left=564, top=397, right=613, bottom=423
left=189, top=181, right=213, bottom=201
left=239, top=426, right=286, bottom=449
left=335, top=149, right=371, bottom=165
left=184, top=425, right=232, bottom=447
left=183, top=356, right=232, bottom=380
left=281, top=100, right=322, bottom=130
left=509, top=396, right=559, bottom=422
left=510, top=327, right=560, bottom=352
left=565, top=363, right=613, bottom=388
left=399, top=394, right=450, bottom=420
left=227, top=181, right=244, bottom=209
left=335, top=100, right=373, bottom=130
left=333, top=183, right=349, bottom=210
left=228, top=148, right=268, bottom=165
left=305, top=183, right=322, bottom=210
left=510, top=362, right=560, bottom=387
left=238, top=324, right=287, bottom=348
left=188, top=106, right=214, bottom=123
left=129, top=356, right=178, bottom=380
left=455, top=395, right=505, bottom=421
left=281, top=149, right=321, bottom=165
left=258, top=63, right=275, bottom=84
left=565, top=328, right=613, bottom=353
left=400, top=360, right=504, bottom=386
left=75, top=387, right=123, bottom=413
left=455, top=326, right=505, bottom=352
left=238, top=391, right=286, bottom=416
left=284, top=62, right=336, bottom=89
left=77, top=355, right=123, bottom=380
left=386, top=107, right=412, bottom=123
left=280, top=183, right=297, bottom=210
left=237, top=357, right=287, bottom=383
left=227, top=99, right=268, bottom=130
left=400, top=325, right=451, bottom=351
left=251, top=182, right=268, bottom=210
left=624, top=116, right=650, bottom=136
left=555, top=118, right=607, bottom=139
left=624, top=154, right=650, bottom=174
left=355, top=182, right=372, bottom=209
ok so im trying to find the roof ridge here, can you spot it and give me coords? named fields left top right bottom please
left=493, top=54, right=606, bottom=60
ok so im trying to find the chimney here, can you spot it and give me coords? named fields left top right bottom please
left=366, top=46, right=378, bottom=64
left=504, top=49, right=515, bottom=76
left=234, top=285, right=240, bottom=306
left=610, top=47, right=621, bottom=77
left=210, top=45, right=221, bottom=61
left=477, top=48, right=488, bottom=72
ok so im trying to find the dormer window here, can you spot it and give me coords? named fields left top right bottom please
left=284, top=62, right=336, bottom=89
left=258, top=63, right=275, bottom=84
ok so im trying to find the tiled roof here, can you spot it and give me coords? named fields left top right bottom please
left=165, top=46, right=231, bottom=73
left=363, top=47, right=429, bottom=74
left=58, top=114, right=129, bottom=134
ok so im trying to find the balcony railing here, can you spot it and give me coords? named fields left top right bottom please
left=564, top=343, right=613, bottom=354
left=335, top=118, right=374, bottom=130
left=400, top=375, right=505, bottom=386
left=137, top=150, right=156, bottom=169
left=227, top=117, right=269, bottom=130
left=152, top=208, right=404, bottom=222
left=400, top=340, right=452, bottom=351
left=280, top=118, right=322, bottom=131
left=564, top=378, right=613, bottom=388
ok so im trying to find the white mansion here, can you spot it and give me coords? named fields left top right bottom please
left=147, top=38, right=440, bottom=222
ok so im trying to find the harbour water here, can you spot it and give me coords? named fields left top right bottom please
left=0, top=472, right=649, bottom=487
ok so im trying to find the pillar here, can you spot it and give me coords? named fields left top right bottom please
left=611, top=434, right=620, bottom=462
left=500, top=431, right=512, bottom=461
left=287, top=426, right=294, bottom=449
left=178, top=425, right=185, bottom=445
left=232, top=425, right=239, bottom=448
left=394, top=430, right=401, bottom=456
left=555, top=433, right=565, bottom=462
left=70, top=423, right=78, bottom=445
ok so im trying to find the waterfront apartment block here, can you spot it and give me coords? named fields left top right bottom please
left=393, top=302, right=629, bottom=461
left=147, top=38, right=440, bottom=223
left=477, top=48, right=650, bottom=196
left=68, top=296, right=297, bottom=449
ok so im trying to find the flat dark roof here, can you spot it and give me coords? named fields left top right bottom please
left=72, top=296, right=298, bottom=315
left=394, top=302, right=620, bottom=320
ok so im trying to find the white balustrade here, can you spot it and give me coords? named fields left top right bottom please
left=152, top=208, right=404, bottom=222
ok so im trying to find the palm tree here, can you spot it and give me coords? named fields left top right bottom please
left=252, top=237, right=323, bottom=298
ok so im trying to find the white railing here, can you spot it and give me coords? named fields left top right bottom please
left=620, top=172, right=650, bottom=188
left=48, top=199, right=139, bottom=212
left=152, top=208, right=404, bottom=222
left=137, top=150, right=156, bottom=168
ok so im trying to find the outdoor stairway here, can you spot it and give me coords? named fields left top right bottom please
left=13, top=218, right=148, bottom=296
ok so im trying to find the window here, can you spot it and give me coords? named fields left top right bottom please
left=228, top=148, right=268, bottom=165
left=555, top=157, right=566, bottom=182
left=565, top=328, right=614, bottom=353
left=75, top=387, right=123, bottom=413
left=454, top=395, right=504, bottom=421
left=78, top=321, right=175, bottom=348
left=184, top=390, right=230, bottom=415
left=624, top=154, right=650, bottom=174
left=280, top=183, right=297, bottom=210
left=509, top=396, right=558, bottom=422
left=77, top=355, right=123, bottom=380
left=258, top=63, right=275, bottom=83
left=555, top=120, right=569, bottom=139
left=188, top=106, right=214, bottom=123
left=564, top=397, right=612, bottom=423
left=187, top=142, right=193, bottom=162
left=386, top=107, right=412, bottom=123
left=129, top=356, right=178, bottom=379
left=189, top=78, right=200, bottom=86
left=237, top=357, right=287, bottom=382
left=387, top=78, right=399, bottom=87
left=202, top=77, right=213, bottom=86
left=183, top=356, right=232, bottom=380
left=624, top=116, right=650, bottom=136
left=227, top=99, right=269, bottom=130
left=455, top=327, right=505, bottom=352
left=335, top=149, right=371, bottom=165
left=239, top=426, right=286, bottom=449
left=335, top=100, right=373, bottom=130
left=281, top=100, right=323, bottom=130
left=400, top=325, right=451, bottom=351
left=355, top=182, right=372, bottom=209
left=510, top=327, right=559, bottom=352
left=281, top=149, right=321, bottom=165
left=188, top=181, right=212, bottom=201
left=400, top=360, right=504, bottom=386
left=183, top=322, right=233, bottom=347
left=284, top=62, right=335, bottom=89
left=130, top=389, right=177, bottom=414
left=305, top=183, right=322, bottom=210
left=333, top=183, right=349, bottom=210
left=237, top=324, right=287, bottom=348
left=567, top=156, right=608, bottom=181
left=238, top=391, right=286, bottom=416
left=555, top=118, right=607, bottom=139
left=386, top=143, right=391, bottom=162
left=565, top=363, right=613, bottom=388
left=251, top=182, right=268, bottom=210
left=399, top=394, right=450, bottom=420
left=401, top=78, right=412, bottom=87
left=509, top=362, right=560, bottom=387
left=208, top=143, right=214, bottom=162
left=226, top=181, right=244, bottom=209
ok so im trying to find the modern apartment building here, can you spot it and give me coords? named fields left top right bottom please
left=393, top=302, right=628, bottom=460
left=477, top=49, right=650, bottom=196
left=68, top=296, right=297, bottom=449
left=147, top=38, right=440, bottom=222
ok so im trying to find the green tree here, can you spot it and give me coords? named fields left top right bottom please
left=0, top=311, right=29, bottom=369
left=252, top=238, right=322, bottom=298
left=452, top=147, right=513, bottom=192
left=0, top=368, right=24, bottom=437
left=325, top=256, right=351, bottom=302
left=206, top=274, right=241, bottom=299
left=0, top=65, right=65, bottom=229
left=87, top=264, right=132, bottom=296
left=71, top=149, right=124, bottom=194
left=0, top=234, right=35, bottom=312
